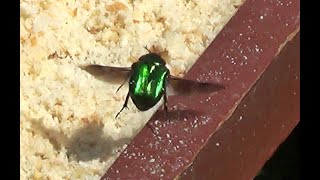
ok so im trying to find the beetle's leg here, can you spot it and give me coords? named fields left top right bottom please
left=147, top=123, right=157, bottom=135
left=116, top=79, right=127, bottom=92
left=115, top=92, right=130, bottom=119
left=163, top=82, right=169, bottom=120
left=163, top=92, right=168, bottom=116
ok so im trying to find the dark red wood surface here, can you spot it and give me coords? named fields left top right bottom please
left=102, top=0, right=300, bottom=179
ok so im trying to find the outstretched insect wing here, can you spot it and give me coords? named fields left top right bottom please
left=167, top=75, right=226, bottom=96
left=79, top=64, right=131, bottom=84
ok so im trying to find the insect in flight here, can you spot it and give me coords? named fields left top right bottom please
left=80, top=47, right=225, bottom=118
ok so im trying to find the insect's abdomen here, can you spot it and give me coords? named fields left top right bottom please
left=129, top=63, right=169, bottom=111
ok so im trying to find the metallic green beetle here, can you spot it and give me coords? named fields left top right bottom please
left=81, top=47, right=225, bottom=118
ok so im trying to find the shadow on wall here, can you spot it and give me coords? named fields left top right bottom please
left=31, top=120, right=131, bottom=162
left=30, top=103, right=210, bottom=162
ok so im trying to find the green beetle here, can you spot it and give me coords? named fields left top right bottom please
left=81, top=47, right=225, bottom=118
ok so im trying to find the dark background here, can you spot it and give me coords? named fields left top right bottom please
left=255, top=123, right=300, bottom=180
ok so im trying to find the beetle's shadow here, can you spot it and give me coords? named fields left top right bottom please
left=30, top=120, right=131, bottom=162
left=151, top=107, right=203, bottom=123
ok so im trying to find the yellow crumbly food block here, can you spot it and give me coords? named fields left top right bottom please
left=20, top=0, right=244, bottom=179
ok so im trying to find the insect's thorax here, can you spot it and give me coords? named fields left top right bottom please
left=129, top=53, right=169, bottom=111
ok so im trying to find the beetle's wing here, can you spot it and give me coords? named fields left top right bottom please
left=167, top=75, right=226, bottom=96
left=79, top=64, right=131, bottom=84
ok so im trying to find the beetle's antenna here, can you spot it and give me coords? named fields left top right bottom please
left=144, top=46, right=152, bottom=53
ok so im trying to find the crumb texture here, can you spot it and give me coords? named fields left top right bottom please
left=20, top=0, right=244, bottom=179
